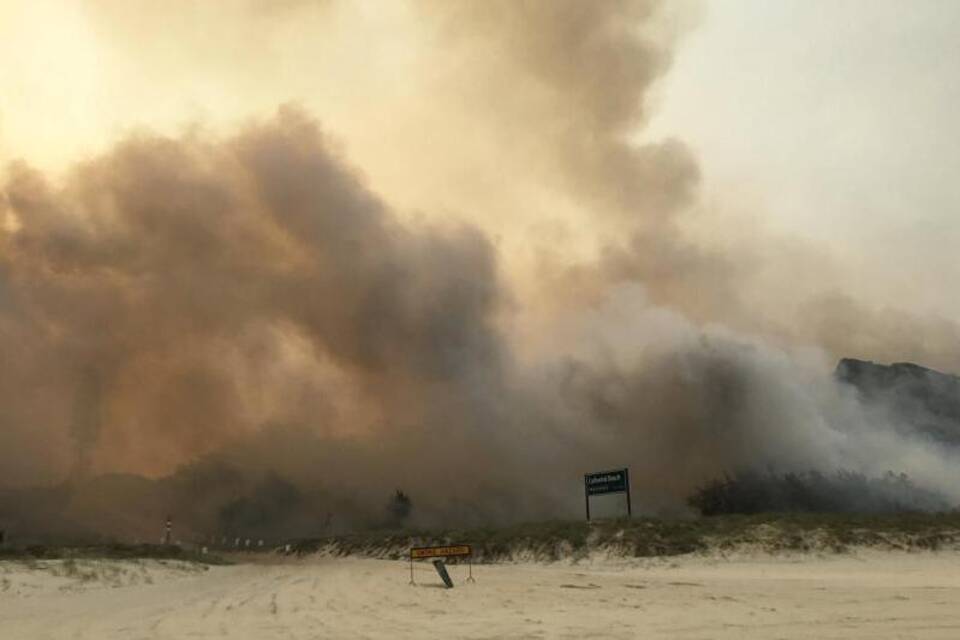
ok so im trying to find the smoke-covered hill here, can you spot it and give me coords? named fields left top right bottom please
left=836, top=359, right=960, bottom=446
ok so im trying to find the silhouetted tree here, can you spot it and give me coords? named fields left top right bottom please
left=386, top=489, right=413, bottom=527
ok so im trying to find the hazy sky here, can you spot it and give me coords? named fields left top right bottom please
left=2, top=0, right=958, bottom=319
left=648, top=0, right=960, bottom=316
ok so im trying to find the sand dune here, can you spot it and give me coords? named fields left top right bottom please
left=2, top=552, right=960, bottom=639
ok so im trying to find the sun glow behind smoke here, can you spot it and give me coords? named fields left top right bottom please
left=0, top=2, right=115, bottom=169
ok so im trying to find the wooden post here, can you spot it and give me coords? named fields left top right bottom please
left=625, top=467, right=632, bottom=518
left=584, top=475, right=591, bottom=521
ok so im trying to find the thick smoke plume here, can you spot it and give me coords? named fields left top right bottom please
left=2, top=1, right=959, bottom=542
left=1, top=107, right=507, bottom=480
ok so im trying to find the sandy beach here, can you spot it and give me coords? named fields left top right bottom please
left=2, top=551, right=960, bottom=639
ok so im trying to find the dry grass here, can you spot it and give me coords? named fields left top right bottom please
left=288, top=512, right=960, bottom=562
left=0, top=543, right=230, bottom=565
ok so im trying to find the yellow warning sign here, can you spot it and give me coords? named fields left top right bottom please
left=410, top=544, right=472, bottom=560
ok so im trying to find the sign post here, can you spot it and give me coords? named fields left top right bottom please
left=584, top=468, right=631, bottom=521
left=409, top=544, right=473, bottom=586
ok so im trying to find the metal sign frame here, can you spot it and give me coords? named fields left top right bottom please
left=584, top=468, right=632, bottom=521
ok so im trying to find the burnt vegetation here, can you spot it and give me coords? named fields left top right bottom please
left=688, top=470, right=950, bottom=516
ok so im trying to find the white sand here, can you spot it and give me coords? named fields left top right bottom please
left=3, top=551, right=960, bottom=639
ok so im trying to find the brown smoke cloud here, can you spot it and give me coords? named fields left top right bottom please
left=1, top=107, right=508, bottom=480
left=420, top=0, right=699, bottom=216
left=2, top=1, right=959, bottom=541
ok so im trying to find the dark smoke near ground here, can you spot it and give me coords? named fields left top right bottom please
left=2, top=1, right=960, bottom=544
left=689, top=471, right=950, bottom=516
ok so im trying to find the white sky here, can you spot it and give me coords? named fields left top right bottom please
left=648, top=0, right=960, bottom=314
